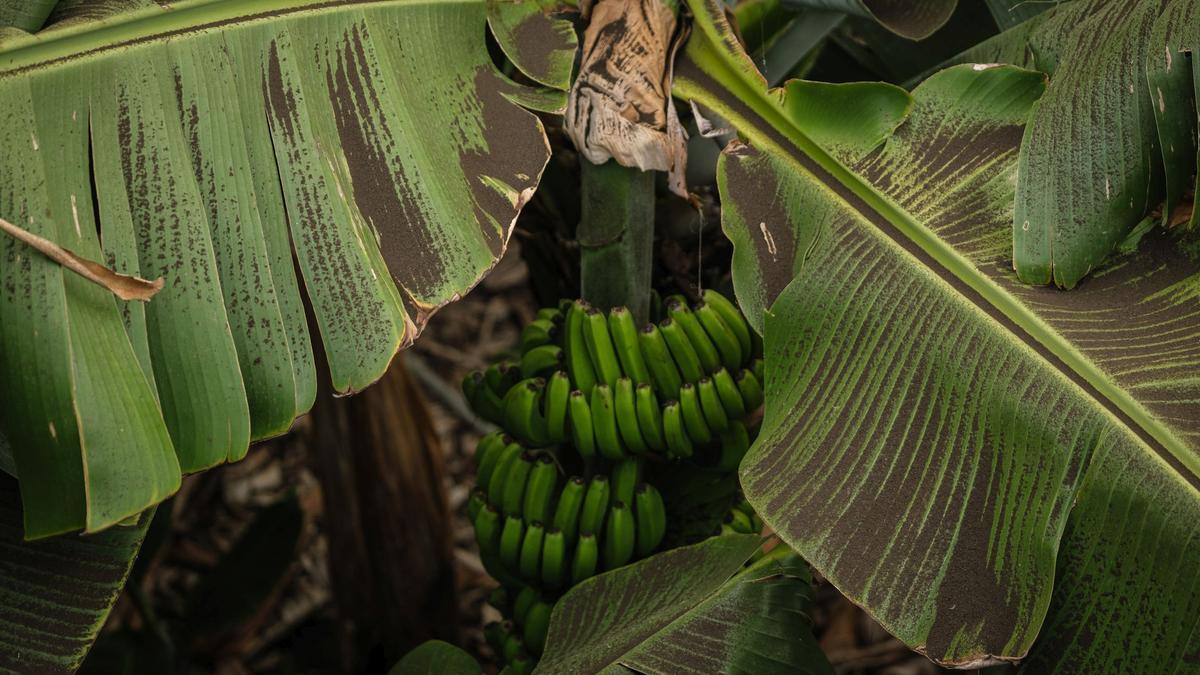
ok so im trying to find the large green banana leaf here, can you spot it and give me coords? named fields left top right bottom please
left=675, top=0, right=1200, bottom=669
left=537, top=535, right=832, bottom=674
left=0, top=0, right=550, bottom=539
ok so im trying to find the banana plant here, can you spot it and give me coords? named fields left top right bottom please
left=674, top=0, right=1200, bottom=669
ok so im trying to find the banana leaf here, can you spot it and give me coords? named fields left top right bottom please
left=537, top=534, right=832, bottom=674
left=675, top=0, right=1200, bottom=669
left=390, top=640, right=482, bottom=674
left=0, top=0, right=551, bottom=539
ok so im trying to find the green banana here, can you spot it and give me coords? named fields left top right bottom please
left=567, top=390, right=596, bottom=459
left=634, top=483, right=667, bottom=557
left=578, top=475, right=611, bottom=536
left=751, top=358, right=765, bottom=388
left=614, top=377, right=648, bottom=454
left=510, top=655, right=533, bottom=675
left=716, top=421, right=750, bottom=472
left=697, top=377, right=730, bottom=433
left=522, top=454, right=559, bottom=524
left=590, top=383, right=625, bottom=460
left=502, top=628, right=525, bottom=664
left=467, top=487, right=487, bottom=522
left=541, top=527, right=567, bottom=588
left=504, top=378, right=548, bottom=446
left=658, top=317, right=704, bottom=384
left=634, top=383, right=666, bottom=453
left=552, top=476, right=587, bottom=545
left=519, top=521, right=545, bottom=580
left=638, top=323, right=684, bottom=400
left=565, top=301, right=598, bottom=395
left=571, top=533, right=599, bottom=584
left=486, top=442, right=524, bottom=508
left=520, top=318, right=558, bottom=353
left=485, top=361, right=513, bottom=397
left=666, top=299, right=722, bottom=374
left=462, top=370, right=482, bottom=407
left=513, top=585, right=539, bottom=625
left=703, top=289, right=753, bottom=361
left=726, top=508, right=755, bottom=534
left=712, top=367, right=747, bottom=419
left=474, top=503, right=502, bottom=556
left=603, top=501, right=636, bottom=570
left=662, top=400, right=694, bottom=459
left=524, top=600, right=553, bottom=656
left=610, top=457, right=641, bottom=508
left=536, top=307, right=564, bottom=325
left=608, top=307, right=652, bottom=385
left=735, top=367, right=765, bottom=411
left=520, top=344, right=565, bottom=379
left=484, top=620, right=508, bottom=655
left=584, top=308, right=623, bottom=387
left=471, top=380, right=506, bottom=425
left=500, top=514, right=525, bottom=568
left=544, top=370, right=570, bottom=444
left=649, top=289, right=664, bottom=322
left=502, top=451, right=536, bottom=516
left=695, top=301, right=744, bottom=371
left=474, top=431, right=506, bottom=478
left=679, top=383, right=713, bottom=445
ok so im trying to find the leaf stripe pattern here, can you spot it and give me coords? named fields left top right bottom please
left=677, top=0, right=1200, bottom=668
left=0, top=0, right=549, bottom=536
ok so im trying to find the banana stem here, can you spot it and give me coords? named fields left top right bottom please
left=578, top=160, right=656, bottom=324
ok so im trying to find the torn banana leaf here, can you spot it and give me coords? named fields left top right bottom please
left=676, top=1, right=1200, bottom=669
left=0, top=0, right=550, bottom=538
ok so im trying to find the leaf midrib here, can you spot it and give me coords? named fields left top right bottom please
left=0, top=0, right=470, bottom=74
left=673, top=25, right=1200, bottom=489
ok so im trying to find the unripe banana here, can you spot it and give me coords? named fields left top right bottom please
left=524, top=600, right=553, bottom=656
left=578, top=475, right=611, bottom=536
left=571, top=533, right=599, bottom=584
left=467, top=487, right=487, bottom=522
left=603, top=501, right=636, bottom=570
left=716, top=421, right=750, bottom=472
left=541, top=527, right=567, bottom=588
left=544, top=370, right=571, bottom=444
left=500, top=514, right=525, bottom=568
left=610, top=457, right=641, bottom=508
left=504, top=378, right=549, bottom=446
left=520, top=344, right=565, bottom=379
left=536, top=307, right=564, bottom=325
left=662, top=400, right=694, bottom=459
left=751, top=358, right=765, bottom=387
left=679, top=383, right=713, bottom=445
left=485, top=361, right=515, bottom=397
left=695, top=301, right=744, bottom=371
left=519, top=521, right=545, bottom=580
left=634, top=483, right=667, bottom=557
left=513, top=584, right=539, bottom=626
left=608, top=307, right=652, bottom=385
left=712, top=367, right=747, bottom=419
left=552, top=476, right=587, bottom=545
left=565, top=301, right=598, bottom=396
left=471, top=380, right=506, bottom=425
left=697, top=377, right=730, bottom=433
left=474, top=503, right=502, bottom=556
left=590, top=384, right=625, bottom=460
left=510, top=655, right=533, bottom=675
left=522, top=455, right=559, bottom=524
left=659, top=317, right=704, bottom=384
left=520, top=318, right=558, bottom=353
left=638, top=323, right=684, bottom=400
left=584, top=308, right=623, bottom=387
left=666, top=299, right=722, bottom=374
left=473, top=431, right=506, bottom=477
left=462, top=370, right=482, bottom=407
left=486, top=442, right=524, bottom=508
left=502, top=451, right=536, bottom=516
left=614, top=377, right=648, bottom=454
left=567, top=390, right=596, bottom=459
left=725, top=508, right=755, bottom=534
left=703, top=289, right=753, bottom=361
left=484, top=620, right=508, bottom=655
left=501, top=628, right=525, bottom=664
left=735, top=367, right=765, bottom=411
left=634, top=383, right=667, bottom=453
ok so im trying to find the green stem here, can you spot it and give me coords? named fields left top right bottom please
left=578, top=160, right=656, bottom=324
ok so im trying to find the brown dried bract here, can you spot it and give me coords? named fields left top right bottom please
left=565, top=0, right=689, bottom=197
left=0, top=216, right=163, bottom=301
